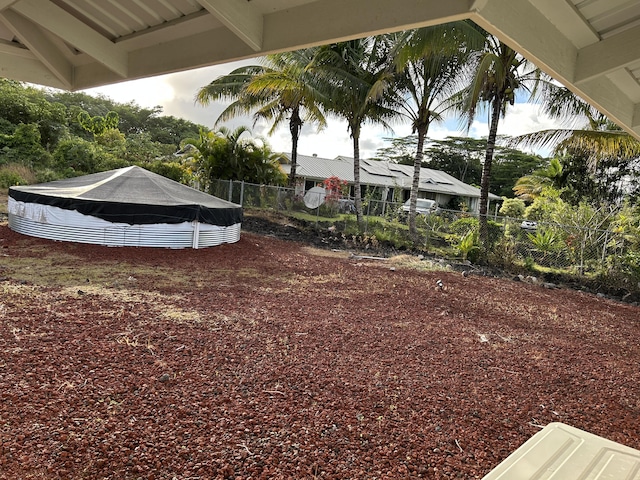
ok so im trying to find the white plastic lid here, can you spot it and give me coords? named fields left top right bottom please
left=483, top=422, right=640, bottom=479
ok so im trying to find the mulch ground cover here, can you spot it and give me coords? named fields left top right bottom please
left=1, top=223, right=639, bottom=479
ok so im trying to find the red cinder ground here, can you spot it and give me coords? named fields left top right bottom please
left=1, top=223, right=639, bottom=479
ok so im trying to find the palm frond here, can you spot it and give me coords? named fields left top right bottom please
left=195, top=66, right=267, bottom=105
left=558, top=130, right=640, bottom=168
left=512, top=127, right=640, bottom=172
left=509, top=129, right=577, bottom=151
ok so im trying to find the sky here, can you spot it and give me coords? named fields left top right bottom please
left=82, top=59, right=565, bottom=160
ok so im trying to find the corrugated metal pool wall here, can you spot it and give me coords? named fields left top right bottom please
left=9, top=215, right=241, bottom=249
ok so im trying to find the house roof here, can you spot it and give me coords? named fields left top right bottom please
left=0, top=1, right=639, bottom=145
left=283, top=154, right=500, bottom=200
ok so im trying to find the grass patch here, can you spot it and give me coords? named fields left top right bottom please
left=1, top=254, right=126, bottom=287
left=1, top=246, right=268, bottom=289
left=0, top=190, right=7, bottom=217
left=388, top=254, right=452, bottom=272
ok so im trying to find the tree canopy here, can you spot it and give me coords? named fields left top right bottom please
left=0, top=79, right=206, bottom=187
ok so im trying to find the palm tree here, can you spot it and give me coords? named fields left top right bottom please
left=511, top=88, right=640, bottom=171
left=196, top=49, right=327, bottom=187
left=311, top=36, right=402, bottom=226
left=513, top=157, right=564, bottom=201
left=392, top=22, right=483, bottom=237
left=184, top=125, right=286, bottom=188
left=455, top=34, right=550, bottom=253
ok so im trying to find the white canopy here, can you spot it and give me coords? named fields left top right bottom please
left=8, top=166, right=242, bottom=248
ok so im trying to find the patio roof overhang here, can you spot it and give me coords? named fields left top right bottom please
left=0, top=1, right=638, bottom=141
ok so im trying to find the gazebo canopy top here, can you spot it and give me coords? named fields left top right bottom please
left=9, top=166, right=242, bottom=226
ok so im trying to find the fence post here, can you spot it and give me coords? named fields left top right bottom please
left=579, top=236, right=585, bottom=275
left=228, top=179, right=233, bottom=203
left=240, top=181, right=245, bottom=206
left=382, top=187, right=388, bottom=216
left=601, top=230, right=610, bottom=265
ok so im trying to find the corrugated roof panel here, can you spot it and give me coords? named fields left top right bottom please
left=361, top=159, right=392, bottom=176
left=57, top=0, right=203, bottom=40
left=573, top=0, right=640, bottom=38
left=421, top=168, right=455, bottom=185
left=294, top=155, right=354, bottom=182
left=287, top=154, right=498, bottom=199
left=63, top=1, right=128, bottom=38
left=9, top=212, right=240, bottom=249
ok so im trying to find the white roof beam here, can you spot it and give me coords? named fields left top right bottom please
left=574, top=24, right=640, bottom=85
left=0, top=0, right=18, bottom=11
left=471, top=0, right=578, bottom=85
left=0, top=42, right=67, bottom=88
left=572, top=75, right=639, bottom=137
left=633, top=104, right=640, bottom=130
left=11, top=0, right=128, bottom=77
left=196, top=0, right=263, bottom=51
left=74, top=25, right=254, bottom=89
left=472, top=0, right=640, bottom=140
left=0, top=9, right=72, bottom=89
left=528, top=0, right=599, bottom=49
left=263, top=0, right=472, bottom=50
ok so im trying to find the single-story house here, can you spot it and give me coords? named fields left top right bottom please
left=280, top=154, right=500, bottom=214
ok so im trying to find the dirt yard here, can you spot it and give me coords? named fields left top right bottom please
left=1, top=216, right=640, bottom=479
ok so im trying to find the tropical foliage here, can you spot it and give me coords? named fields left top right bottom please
left=453, top=33, right=552, bottom=254
left=311, top=36, right=402, bottom=226
left=182, top=127, right=286, bottom=192
left=0, top=79, right=206, bottom=185
left=196, top=50, right=327, bottom=187
left=513, top=89, right=640, bottom=170
left=391, top=22, right=480, bottom=237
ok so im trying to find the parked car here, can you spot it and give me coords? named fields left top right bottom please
left=400, top=198, right=439, bottom=216
left=520, top=220, right=537, bottom=231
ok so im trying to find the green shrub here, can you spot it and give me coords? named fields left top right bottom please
left=499, top=197, right=526, bottom=218
left=53, top=137, right=117, bottom=174
left=524, top=256, right=536, bottom=271
left=449, top=217, right=503, bottom=247
left=144, top=160, right=191, bottom=183
left=0, top=169, right=24, bottom=188
left=0, top=163, right=36, bottom=187
left=487, top=238, right=519, bottom=270
left=449, top=217, right=479, bottom=236
left=457, top=229, right=480, bottom=261
left=527, top=228, right=559, bottom=253
left=35, top=169, right=62, bottom=183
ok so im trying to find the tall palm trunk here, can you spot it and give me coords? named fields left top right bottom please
left=288, top=107, right=302, bottom=187
left=352, top=125, right=364, bottom=226
left=409, top=123, right=428, bottom=237
left=479, top=96, right=501, bottom=254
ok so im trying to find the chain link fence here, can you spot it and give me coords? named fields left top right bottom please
left=210, top=179, right=638, bottom=286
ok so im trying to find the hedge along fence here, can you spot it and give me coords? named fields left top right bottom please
left=209, top=179, right=639, bottom=288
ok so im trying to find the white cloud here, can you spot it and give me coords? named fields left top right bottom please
left=500, top=103, right=564, bottom=137
left=83, top=76, right=176, bottom=109
left=259, top=121, right=397, bottom=159
left=82, top=60, right=259, bottom=129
